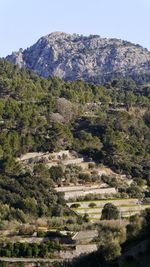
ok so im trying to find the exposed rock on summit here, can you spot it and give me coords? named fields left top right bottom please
left=6, top=32, right=150, bottom=83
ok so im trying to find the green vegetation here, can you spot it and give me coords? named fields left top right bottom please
left=49, top=166, right=64, bottom=182
left=0, top=240, right=61, bottom=258
left=0, top=59, right=150, bottom=264
left=0, top=60, right=149, bottom=176
left=101, top=203, right=120, bottom=220
left=88, top=203, right=97, bottom=208
left=62, top=208, right=150, bottom=267
left=70, top=203, right=81, bottom=209
left=0, top=161, right=69, bottom=222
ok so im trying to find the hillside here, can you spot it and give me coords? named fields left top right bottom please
left=6, top=32, right=150, bottom=84
left=0, top=59, right=150, bottom=217
left=0, top=59, right=150, bottom=265
left=0, top=59, right=149, bottom=178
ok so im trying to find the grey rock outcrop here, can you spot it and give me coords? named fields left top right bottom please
left=6, top=32, right=150, bottom=83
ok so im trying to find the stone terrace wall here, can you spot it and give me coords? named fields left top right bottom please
left=59, top=243, right=97, bottom=259
left=64, top=187, right=117, bottom=200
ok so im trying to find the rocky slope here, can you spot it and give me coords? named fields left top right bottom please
left=6, top=32, right=150, bottom=83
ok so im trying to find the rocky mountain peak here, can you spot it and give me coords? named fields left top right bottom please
left=6, top=32, right=150, bottom=83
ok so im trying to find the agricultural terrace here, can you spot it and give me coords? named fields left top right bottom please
left=68, top=198, right=150, bottom=222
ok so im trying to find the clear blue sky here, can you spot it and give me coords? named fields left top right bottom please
left=0, top=0, right=150, bottom=57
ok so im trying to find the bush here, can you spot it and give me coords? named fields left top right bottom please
left=83, top=213, right=90, bottom=223
left=102, top=241, right=121, bottom=261
left=79, top=173, right=91, bottom=182
left=101, top=203, right=119, bottom=220
left=88, top=163, right=95, bottom=169
left=70, top=203, right=81, bottom=209
left=88, top=202, right=97, bottom=208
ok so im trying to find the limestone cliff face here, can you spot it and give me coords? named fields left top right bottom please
left=6, top=32, right=150, bottom=83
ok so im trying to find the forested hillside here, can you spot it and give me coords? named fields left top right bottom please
left=0, top=59, right=150, bottom=222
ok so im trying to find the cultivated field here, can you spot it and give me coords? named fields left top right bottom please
left=55, top=185, right=117, bottom=200
left=68, top=198, right=150, bottom=221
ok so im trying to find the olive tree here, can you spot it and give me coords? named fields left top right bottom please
left=101, top=203, right=119, bottom=220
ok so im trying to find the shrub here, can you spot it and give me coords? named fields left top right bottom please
left=83, top=213, right=90, bottom=223
left=70, top=203, right=81, bottom=209
left=101, top=203, right=119, bottom=220
left=88, top=163, right=95, bottom=169
left=88, top=202, right=97, bottom=208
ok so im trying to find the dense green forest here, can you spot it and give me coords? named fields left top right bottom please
left=0, top=163, right=69, bottom=222
left=0, top=59, right=150, bottom=222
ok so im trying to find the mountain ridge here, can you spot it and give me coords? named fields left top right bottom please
left=6, top=32, right=150, bottom=84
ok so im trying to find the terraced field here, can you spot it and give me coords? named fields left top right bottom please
left=67, top=199, right=150, bottom=221
left=56, top=184, right=117, bottom=200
